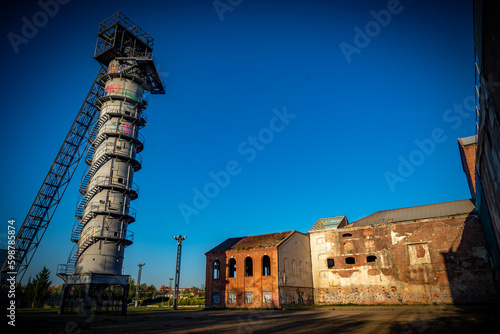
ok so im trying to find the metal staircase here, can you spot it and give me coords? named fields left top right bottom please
left=1, top=67, right=107, bottom=284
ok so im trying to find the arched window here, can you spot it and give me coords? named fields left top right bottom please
left=245, top=257, right=253, bottom=277
left=228, top=258, right=236, bottom=278
left=367, top=255, right=377, bottom=263
left=262, top=255, right=271, bottom=276
left=292, top=260, right=297, bottom=276
left=342, top=233, right=352, bottom=237
left=299, top=261, right=303, bottom=277
left=213, top=260, right=220, bottom=279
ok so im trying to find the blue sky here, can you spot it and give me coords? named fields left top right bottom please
left=1, top=0, right=475, bottom=289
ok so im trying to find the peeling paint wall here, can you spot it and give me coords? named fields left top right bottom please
left=311, top=214, right=498, bottom=304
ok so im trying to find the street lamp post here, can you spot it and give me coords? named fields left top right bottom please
left=172, top=235, right=186, bottom=310
left=134, top=263, right=145, bottom=307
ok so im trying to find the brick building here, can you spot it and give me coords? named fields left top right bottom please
left=309, top=199, right=496, bottom=304
left=205, top=231, right=313, bottom=308
left=473, top=0, right=500, bottom=287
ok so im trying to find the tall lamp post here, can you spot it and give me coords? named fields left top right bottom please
left=134, top=263, right=145, bottom=307
left=172, top=235, right=186, bottom=310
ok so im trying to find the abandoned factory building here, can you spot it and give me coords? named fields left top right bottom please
left=205, top=134, right=499, bottom=307
left=205, top=231, right=313, bottom=308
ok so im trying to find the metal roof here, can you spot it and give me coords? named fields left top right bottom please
left=206, top=231, right=293, bottom=254
left=309, top=216, right=347, bottom=232
left=458, top=135, right=478, bottom=146
left=350, top=199, right=475, bottom=227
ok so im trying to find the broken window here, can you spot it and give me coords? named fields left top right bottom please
left=213, top=260, right=220, bottom=279
left=228, top=258, right=236, bottom=278
left=263, top=291, right=272, bottom=304
left=262, top=255, right=271, bottom=276
left=228, top=291, right=236, bottom=304
left=367, top=255, right=377, bottom=263
left=345, top=257, right=355, bottom=264
left=245, top=291, right=253, bottom=304
left=212, top=291, right=220, bottom=304
left=327, top=258, right=335, bottom=268
left=245, top=257, right=253, bottom=277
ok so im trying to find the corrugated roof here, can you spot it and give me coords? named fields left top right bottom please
left=458, top=135, right=478, bottom=146
left=206, top=231, right=293, bottom=254
left=309, top=216, right=346, bottom=232
left=350, top=199, right=475, bottom=227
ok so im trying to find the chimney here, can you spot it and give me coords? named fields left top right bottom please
left=458, top=135, right=478, bottom=200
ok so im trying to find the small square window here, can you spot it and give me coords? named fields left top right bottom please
left=263, top=291, right=272, bottom=304
left=345, top=257, right=355, bottom=264
left=228, top=291, right=236, bottom=304
left=245, top=291, right=253, bottom=304
left=327, top=258, right=335, bottom=268
left=212, top=292, right=220, bottom=304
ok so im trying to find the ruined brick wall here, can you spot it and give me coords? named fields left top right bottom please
left=223, top=248, right=280, bottom=308
left=313, top=214, right=497, bottom=304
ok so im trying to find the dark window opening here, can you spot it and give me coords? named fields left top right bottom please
left=213, top=260, right=220, bottom=279
left=327, top=258, right=335, bottom=268
left=262, top=255, right=271, bottom=276
left=245, top=257, right=253, bottom=277
left=345, top=257, right=356, bottom=264
left=228, top=258, right=236, bottom=278
left=342, top=233, right=352, bottom=237
left=367, top=255, right=377, bottom=263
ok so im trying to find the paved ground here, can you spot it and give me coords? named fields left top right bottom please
left=15, top=304, right=500, bottom=334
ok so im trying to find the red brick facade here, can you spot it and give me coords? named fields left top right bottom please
left=205, top=248, right=280, bottom=308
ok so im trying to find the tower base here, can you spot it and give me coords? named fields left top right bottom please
left=58, top=274, right=129, bottom=315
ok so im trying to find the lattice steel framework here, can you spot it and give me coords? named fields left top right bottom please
left=0, top=69, right=106, bottom=285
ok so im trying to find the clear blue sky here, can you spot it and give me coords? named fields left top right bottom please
left=0, top=0, right=475, bottom=289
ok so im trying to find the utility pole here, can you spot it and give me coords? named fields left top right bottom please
left=169, top=277, right=173, bottom=307
left=134, top=263, right=145, bottom=307
left=172, top=235, right=186, bottom=310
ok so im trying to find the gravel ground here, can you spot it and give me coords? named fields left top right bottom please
left=14, top=304, right=500, bottom=334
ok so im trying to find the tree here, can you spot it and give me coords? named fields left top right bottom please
left=128, top=277, right=137, bottom=301
left=181, top=288, right=190, bottom=298
left=25, top=267, right=52, bottom=308
left=190, top=286, right=199, bottom=297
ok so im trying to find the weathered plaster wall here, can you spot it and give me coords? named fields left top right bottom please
left=278, top=232, right=312, bottom=288
left=277, top=232, right=313, bottom=306
left=312, top=214, right=497, bottom=304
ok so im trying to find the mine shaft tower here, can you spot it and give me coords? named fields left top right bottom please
left=56, top=12, right=165, bottom=315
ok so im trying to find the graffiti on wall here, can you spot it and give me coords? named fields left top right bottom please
left=279, top=289, right=312, bottom=306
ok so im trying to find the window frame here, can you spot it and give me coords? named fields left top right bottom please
left=245, top=257, right=253, bottom=277
left=228, top=258, right=236, bottom=278
left=262, top=255, right=271, bottom=276
left=213, top=260, right=221, bottom=280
